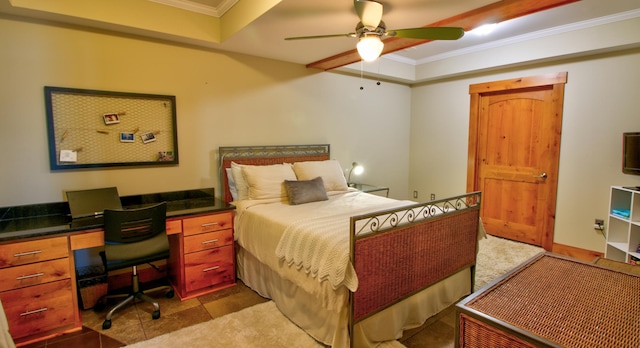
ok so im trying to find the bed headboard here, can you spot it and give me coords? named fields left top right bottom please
left=218, top=144, right=331, bottom=204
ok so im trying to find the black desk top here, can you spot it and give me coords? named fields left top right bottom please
left=0, top=188, right=233, bottom=242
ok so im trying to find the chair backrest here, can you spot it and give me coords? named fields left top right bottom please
left=103, top=202, right=169, bottom=271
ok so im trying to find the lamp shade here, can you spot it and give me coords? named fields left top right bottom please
left=356, top=36, right=384, bottom=62
left=348, top=162, right=364, bottom=185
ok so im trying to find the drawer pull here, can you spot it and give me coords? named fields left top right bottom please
left=202, top=266, right=220, bottom=272
left=16, top=272, right=45, bottom=281
left=201, top=239, right=219, bottom=245
left=13, top=250, right=42, bottom=257
left=20, top=307, right=48, bottom=316
left=201, top=222, right=219, bottom=227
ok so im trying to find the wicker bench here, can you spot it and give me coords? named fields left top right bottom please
left=455, top=252, right=640, bottom=348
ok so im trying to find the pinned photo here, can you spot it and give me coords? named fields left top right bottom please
left=158, top=151, right=174, bottom=161
left=103, top=113, right=120, bottom=125
left=120, top=132, right=135, bottom=142
left=141, top=132, right=156, bottom=143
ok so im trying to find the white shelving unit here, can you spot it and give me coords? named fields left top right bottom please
left=605, top=186, right=640, bottom=264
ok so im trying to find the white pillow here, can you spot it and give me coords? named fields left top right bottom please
left=241, top=163, right=297, bottom=200
left=231, top=162, right=250, bottom=201
left=292, top=160, right=348, bottom=192
left=225, top=168, right=238, bottom=201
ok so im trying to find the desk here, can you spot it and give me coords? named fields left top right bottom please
left=0, top=188, right=234, bottom=346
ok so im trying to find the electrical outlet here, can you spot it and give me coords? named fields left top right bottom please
left=430, top=193, right=436, bottom=200
left=594, top=219, right=604, bottom=230
left=413, top=191, right=418, bottom=199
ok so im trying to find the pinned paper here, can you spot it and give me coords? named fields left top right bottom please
left=60, top=150, right=78, bottom=162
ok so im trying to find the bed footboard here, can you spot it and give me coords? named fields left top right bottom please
left=349, top=191, right=481, bottom=346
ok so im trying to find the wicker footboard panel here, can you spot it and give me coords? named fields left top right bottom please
left=352, top=198, right=480, bottom=323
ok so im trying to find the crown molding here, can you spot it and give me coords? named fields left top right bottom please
left=148, top=0, right=238, bottom=17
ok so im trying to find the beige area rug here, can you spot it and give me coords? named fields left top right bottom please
left=127, top=235, right=541, bottom=347
left=474, top=234, right=545, bottom=291
left=126, top=300, right=405, bottom=348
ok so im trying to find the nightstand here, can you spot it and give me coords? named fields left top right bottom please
left=350, top=183, right=389, bottom=197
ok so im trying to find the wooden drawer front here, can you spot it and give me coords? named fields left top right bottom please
left=0, top=258, right=70, bottom=292
left=184, top=230, right=233, bottom=254
left=166, top=219, right=182, bottom=235
left=184, top=246, right=234, bottom=292
left=182, top=212, right=232, bottom=236
left=0, top=237, right=68, bottom=268
left=0, top=279, right=75, bottom=340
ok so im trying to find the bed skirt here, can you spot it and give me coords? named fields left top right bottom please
left=236, top=247, right=471, bottom=348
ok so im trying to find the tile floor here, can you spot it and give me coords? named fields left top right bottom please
left=21, top=280, right=458, bottom=348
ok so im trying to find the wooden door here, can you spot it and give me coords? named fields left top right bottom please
left=467, top=73, right=567, bottom=250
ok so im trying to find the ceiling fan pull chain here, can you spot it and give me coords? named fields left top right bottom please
left=360, top=60, right=364, bottom=90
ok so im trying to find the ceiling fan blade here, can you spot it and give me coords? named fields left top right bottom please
left=285, top=33, right=355, bottom=41
left=354, top=0, right=383, bottom=28
left=387, top=27, right=465, bottom=40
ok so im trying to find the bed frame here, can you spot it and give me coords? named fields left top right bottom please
left=219, top=144, right=481, bottom=347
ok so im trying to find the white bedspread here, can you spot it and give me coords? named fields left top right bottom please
left=234, top=189, right=414, bottom=310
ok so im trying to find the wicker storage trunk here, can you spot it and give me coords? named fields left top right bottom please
left=456, top=253, right=640, bottom=348
left=76, top=265, right=108, bottom=310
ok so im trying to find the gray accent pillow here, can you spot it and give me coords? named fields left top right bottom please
left=284, top=177, right=329, bottom=205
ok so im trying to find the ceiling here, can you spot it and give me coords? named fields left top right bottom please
left=2, top=0, right=640, bottom=83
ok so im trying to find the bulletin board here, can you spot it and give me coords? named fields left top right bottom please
left=44, top=86, right=179, bottom=170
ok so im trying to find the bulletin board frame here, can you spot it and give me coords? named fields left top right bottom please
left=44, top=86, right=179, bottom=170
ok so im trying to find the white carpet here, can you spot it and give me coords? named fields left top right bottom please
left=126, top=300, right=406, bottom=348
left=127, top=234, right=543, bottom=347
left=474, top=234, right=545, bottom=291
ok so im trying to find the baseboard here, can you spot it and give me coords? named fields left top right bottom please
left=551, top=243, right=603, bottom=262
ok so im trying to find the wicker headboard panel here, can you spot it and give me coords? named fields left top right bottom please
left=218, top=144, right=331, bottom=204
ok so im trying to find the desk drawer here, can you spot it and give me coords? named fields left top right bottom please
left=182, top=212, right=232, bottom=236
left=166, top=219, right=182, bottom=235
left=0, top=237, right=68, bottom=268
left=0, top=258, right=70, bottom=292
left=0, top=279, right=75, bottom=340
left=184, top=230, right=233, bottom=254
left=184, top=246, right=234, bottom=293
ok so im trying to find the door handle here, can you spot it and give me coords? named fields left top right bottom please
left=535, top=172, right=547, bottom=179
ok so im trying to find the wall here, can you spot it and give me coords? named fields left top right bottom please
left=0, top=16, right=411, bottom=207
left=410, top=47, right=640, bottom=253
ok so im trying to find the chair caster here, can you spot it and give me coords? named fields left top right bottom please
left=152, top=310, right=160, bottom=320
left=166, top=289, right=175, bottom=298
left=102, top=320, right=112, bottom=330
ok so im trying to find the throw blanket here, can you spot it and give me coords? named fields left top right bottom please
left=275, top=211, right=359, bottom=291
left=275, top=198, right=414, bottom=292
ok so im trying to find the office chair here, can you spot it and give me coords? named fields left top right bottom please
left=97, top=202, right=174, bottom=330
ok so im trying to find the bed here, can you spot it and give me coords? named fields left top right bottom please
left=219, top=144, right=481, bottom=348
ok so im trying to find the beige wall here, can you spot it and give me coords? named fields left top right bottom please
left=4, top=13, right=640, bottom=255
left=410, top=47, right=640, bottom=253
left=0, top=16, right=411, bottom=206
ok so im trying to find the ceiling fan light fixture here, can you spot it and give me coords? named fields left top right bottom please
left=357, top=36, right=384, bottom=62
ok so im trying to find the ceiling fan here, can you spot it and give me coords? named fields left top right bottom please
left=284, top=0, right=465, bottom=62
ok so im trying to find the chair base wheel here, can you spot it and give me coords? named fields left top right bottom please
left=102, top=320, right=112, bottom=330
left=152, top=310, right=160, bottom=320
left=166, top=289, right=175, bottom=298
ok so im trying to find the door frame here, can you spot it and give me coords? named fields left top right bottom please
left=466, top=72, right=568, bottom=251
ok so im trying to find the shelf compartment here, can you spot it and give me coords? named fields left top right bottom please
left=606, top=217, right=629, bottom=244
left=605, top=244, right=627, bottom=262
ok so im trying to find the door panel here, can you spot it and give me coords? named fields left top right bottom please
left=467, top=73, right=567, bottom=250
